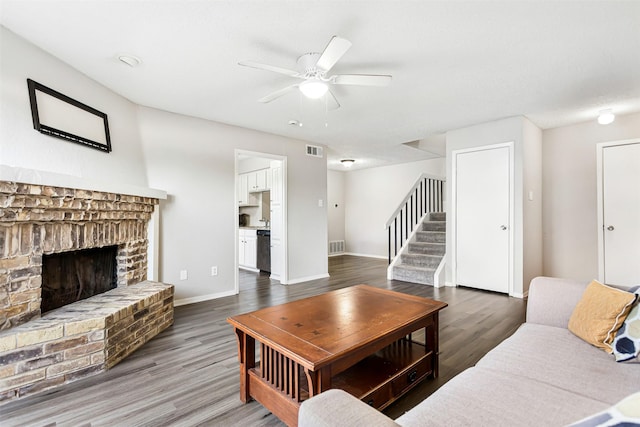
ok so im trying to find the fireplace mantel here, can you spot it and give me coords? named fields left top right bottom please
left=0, top=165, right=167, bottom=200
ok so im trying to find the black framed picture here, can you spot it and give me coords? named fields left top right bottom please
left=27, top=79, right=111, bottom=153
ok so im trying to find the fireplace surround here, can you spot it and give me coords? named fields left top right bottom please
left=0, top=179, right=173, bottom=403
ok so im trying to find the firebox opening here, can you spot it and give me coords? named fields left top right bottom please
left=41, top=245, right=118, bottom=314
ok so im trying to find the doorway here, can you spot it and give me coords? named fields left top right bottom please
left=597, top=140, right=640, bottom=286
left=452, top=143, right=514, bottom=294
left=235, top=150, right=288, bottom=293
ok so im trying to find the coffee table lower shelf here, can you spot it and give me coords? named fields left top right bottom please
left=248, top=338, right=433, bottom=424
left=332, top=339, right=433, bottom=410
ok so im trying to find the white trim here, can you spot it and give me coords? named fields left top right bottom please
left=433, top=254, right=446, bottom=288
left=239, top=266, right=259, bottom=273
left=510, top=290, right=529, bottom=299
left=344, top=252, right=387, bottom=260
left=282, top=273, right=330, bottom=285
left=451, top=142, right=515, bottom=295
left=234, top=150, right=288, bottom=293
left=328, top=252, right=345, bottom=258
left=146, top=207, right=160, bottom=281
left=174, top=289, right=236, bottom=306
left=596, top=138, right=640, bottom=283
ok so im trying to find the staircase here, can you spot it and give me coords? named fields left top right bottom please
left=391, top=212, right=445, bottom=285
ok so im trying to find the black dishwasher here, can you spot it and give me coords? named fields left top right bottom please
left=256, top=229, right=271, bottom=273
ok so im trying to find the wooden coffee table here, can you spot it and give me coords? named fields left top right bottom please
left=227, top=285, right=447, bottom=426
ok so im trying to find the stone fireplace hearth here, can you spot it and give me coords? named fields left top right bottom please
left=0, top=180, right=173, bottom=403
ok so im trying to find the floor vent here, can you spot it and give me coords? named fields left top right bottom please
left=329, top=240, right=345, bottom=255
left=306, top=144, right=323, bottom=158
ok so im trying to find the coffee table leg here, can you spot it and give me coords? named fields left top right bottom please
left=304, top=366, right=332, bottom=398
left=234, top=328, right=256, bottom=403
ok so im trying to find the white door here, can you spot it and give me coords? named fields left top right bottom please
left=455, top=145, right=511, bottom=293
left=603, top=143, right=640, bottom=286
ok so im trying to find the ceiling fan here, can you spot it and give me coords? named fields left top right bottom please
left=239, top=36, right=392, bottom=109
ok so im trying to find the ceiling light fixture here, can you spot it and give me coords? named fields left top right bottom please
left=299, top=79, right=328, bottom=99
left=597, top=109, right=615, bottom=125
left=118, top=54, right=141, bottom=68
left=341, top=159, right=355, bottom=168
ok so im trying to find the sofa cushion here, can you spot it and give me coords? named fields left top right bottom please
left=394, top=367, right=608, bottom=427
left=568, top=391, right=640, bottom=426
left=568, top=280, right=636, bottom=353
left=612, top=286, right=640, bottom=362
left=476, top=323, right=640, bottom=404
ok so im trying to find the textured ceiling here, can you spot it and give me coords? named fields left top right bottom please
left=1, top=0, right=639, bottom=170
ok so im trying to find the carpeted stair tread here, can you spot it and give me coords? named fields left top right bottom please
left=392, top=264, right=436, bottom=285
left=401, top=253, right=442, bottom=268
left=415, top=231, right=446, bottom=243
left=408, top=242, right=445, bottom=255
left=422, top=221, right=446, bottom=231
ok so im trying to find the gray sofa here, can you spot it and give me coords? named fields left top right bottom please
left=299, top=277, right=640, bottom=426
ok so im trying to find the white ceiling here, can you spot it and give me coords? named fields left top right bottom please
left=1, top=1, right=639, bottom=171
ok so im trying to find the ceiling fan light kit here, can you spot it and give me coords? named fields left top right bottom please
left=299, top=79, right=328, bottom=99
left=239, top=36, right=392, bottom=108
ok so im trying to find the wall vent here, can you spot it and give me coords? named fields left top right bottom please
left=306, top=144, right=323, bottom=158
left=329, top=240, right=345, bottom=255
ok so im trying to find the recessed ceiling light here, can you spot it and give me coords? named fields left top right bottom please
left=597, top=109, right=615, bottom=125
left=118, top=54, right=142, bottom=67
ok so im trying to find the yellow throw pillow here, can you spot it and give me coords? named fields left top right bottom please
left=568, top=280, right=637, bottom=353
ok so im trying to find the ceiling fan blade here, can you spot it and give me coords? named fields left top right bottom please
left=316, top=36, right=352, bottom=72
left=258, top=84, right=299, bottom=103
left=333, top=74, right=392, bottom=87
left=239, top=60, right=301, bottom=78
left=326, top=90, right=340, bottom=110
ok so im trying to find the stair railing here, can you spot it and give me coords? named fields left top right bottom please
left=385, top=173, right=445, bottom=264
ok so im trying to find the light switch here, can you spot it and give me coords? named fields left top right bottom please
left=180, top=270, right=188, bottom=280
left=318, top=199, right=324, bottom=207
left=528, top=191, right=534, bottom=201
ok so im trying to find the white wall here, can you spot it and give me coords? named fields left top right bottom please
left=137, top=106, right=328, bottom=301
left=0, top=26, right=148, bottom=188
left=542, top=112, right=640, bottom=281
left=446, top=116, right=543, bottom=296
left=327, top=170, right=346, bottom=244
left=343, top=158, right=445, bottom=258
left=1, top=27, right=329, bottom=303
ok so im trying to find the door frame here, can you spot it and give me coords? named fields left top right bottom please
left=596, top=138, right=640, bottom=283
left=451, top=142, right=515, bottom=295
left=234, top=149, right=288, bottom=293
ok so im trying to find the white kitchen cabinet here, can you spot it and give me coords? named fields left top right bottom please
left=248, top=169, right=270, bottom=192
left=239, top=229, right=257, bottom=270
left=238, top=174, right=249, bottom=205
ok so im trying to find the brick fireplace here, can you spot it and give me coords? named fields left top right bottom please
left=0, top=180, right=174, bottom=403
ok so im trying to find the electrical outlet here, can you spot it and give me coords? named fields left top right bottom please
left=211, top=266, right=218, bottom=276
left=180, top=270, right=188, bottom=280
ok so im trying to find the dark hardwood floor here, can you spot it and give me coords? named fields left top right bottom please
left=1, top=256, right=526, bottom=426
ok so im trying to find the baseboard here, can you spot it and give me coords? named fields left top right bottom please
left=174, top=289, right=236, bottom=306
left=239, top=266, right=259, bottom=273
left=283, top=273, right=330, bottom=285
left=343, top=252, right=387, bottom=260
left=510, top=290, right=529, bottom=299
left=328, top=252, right=345, bottom=257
